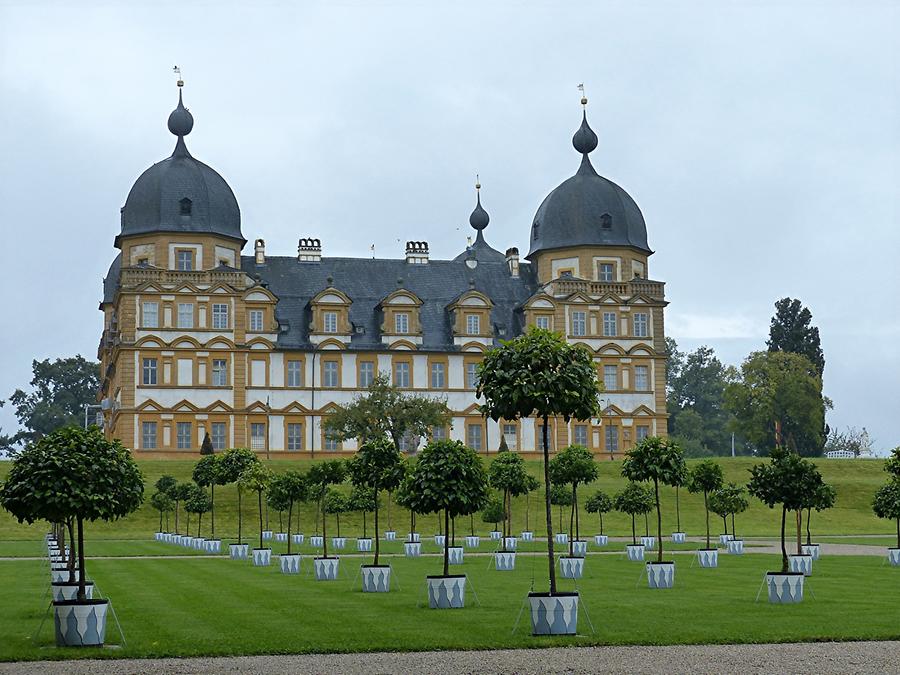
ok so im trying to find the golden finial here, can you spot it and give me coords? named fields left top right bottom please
left=475, top=173, right=481, bottom=192
left=577, top=83, right=587, bottom=107
left=174, top=65, right=184, bottom=88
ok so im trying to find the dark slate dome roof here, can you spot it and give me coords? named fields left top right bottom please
left=527, top=111, right=650, bottom=259
left=116, top=89, right=243, bottom=247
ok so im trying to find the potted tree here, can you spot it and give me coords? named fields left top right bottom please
left=710, top=483, right=749, bottom=555
left=238, top=463, right=273, bottom=567
left=748, top=447, right=823, bottom=602
left=0, top=426, right=143, bottom=645
left=150, top=491, right=173, bottom=541
left=615, top=482, right=653, bottom=561
left=403, top=439, right=488, bottom=608
left=687, top=459, right=724, bottom=568
left=873, top=479, right=900, bottom=567
left=585, top=490, right=612, bottom=546
left=521, top=474, right=540, bottom=541
left=671, top=471, right=687, bottom=544
left=267, top=481, right=291, bottom=544
left=308, top=459, right=348, bottom=580
left=324, top=489, right=350, bottom=551
left=489, top=452, right=529, bottom=554
left=549, top=444, right=598, bottom=569
left=268, top=471, right=308, bottom=574
left=184, top=483, right=212, bottom=550
left=477, top=328, right=599, bottom=635
left=549, top=484, right=572, bottom=546
left=622, top=436, right=687, bottom=589
left=349, top=487, right=376, bottom=552
left=219, top=447, right=259, bottom=560
left=192, top=455, right=223, bottom=553
left=482, top=497, right=514, bottom=570
left=801, top=482, right=836, bottom=561
left=347, top=437, right=404, bottom=591
left=395, top=472, right=422, bottom=557
left=382, top=461, right=405, bottom=542
left=154, top=475, right=177, bottom=541
left=172, top=482, right=192, bottom=545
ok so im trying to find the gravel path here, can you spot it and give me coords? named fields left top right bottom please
left=3, top=641, right=899, bottom=674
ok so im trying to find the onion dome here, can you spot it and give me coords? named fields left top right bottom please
left=116, top=85, right=243, bottom=248
left=454, top=180, right=506, bottom=264
left=527, top=104, right=649, bottom=259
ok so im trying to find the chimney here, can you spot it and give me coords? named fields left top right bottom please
left=505, top=247, right=520, bottom=277
left=298, top=237, right=322, bottom=263
left=405, top=241, right=429, bottom=264
left=254, top=239, right=266, bottom=264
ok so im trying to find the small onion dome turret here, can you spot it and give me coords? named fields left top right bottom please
left=454, top=181, right=506, bottom=264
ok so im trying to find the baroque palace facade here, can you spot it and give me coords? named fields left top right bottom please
left=98, top=85, right=669, bottom=458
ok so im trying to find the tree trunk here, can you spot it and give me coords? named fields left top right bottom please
left=265, top=501, right=269, bottom=530
left=676, top=486, right=681, bottom=532
left=731, top=512, right=736, bottom=540
left=238, top=488, right=243, bottom=545
left=387, top=491, right=392, bottom=531
left=525, top=492, right=530, bottom=531
left=374, top=487, right=380, bottom=566
left=599, top=511, right=604, bottom=536
left=655, top=478, right=663, bottom=564
left=796, top=509, right=802, bottom=555
left=198, top=512, right=202, bottom=537
left=644, top=512, right=649, bottom=537
left=704, top=491, right=710, bottom=549
left=470, top=513, right=475, bottom=536
left=287, top=501, right=294, bottom=555
left=451, top=517, right=456, bottom=546
left=175, top=501, right=180, bottom=535
left=631, top=514, right=636, bottom=545
left=159, top=509, right=163, bottom=532
left=76, top=516, right=87, bottom=602
left=542, top=414, right=557, bottom=595
left=722, top=515, right=728, bottom=536
left=363, top=510, right=367, bottom=539
left=322, top=497, right=329, bottom=557
left=780, top=505, right=788, bottom=573
left=279, top=511, right=283, bottom=533
left=805, top=508, right=812, bottom=546
left=896, top=517, right=899, bottom=549
left=443, top=508, right=450, bottom=577
left=165, top=511, right=169, bottom=531
left=337, top=513, right=342, bottom=538
left=568, top=485, right=576, bottom=557
left=66, top=519, right=76, bottom=583
left=211, top=483, right=216, bottom=538
left=186, top=512, right=191, bottom=538
left=574, top=486, right=581, bottom=542
left=258, top=491, right=264, bottom=549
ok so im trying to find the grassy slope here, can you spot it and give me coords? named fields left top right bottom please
left=0, top=457, right=894, bottom=544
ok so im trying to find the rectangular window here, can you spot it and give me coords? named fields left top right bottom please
left=633, top=313, right=649, bottom=337
left=394, top=361, right=410, bottom=388
left=177, top=303, right=194, bottom=329
left=536, top=315, right=551, bottom=330
left=571, top=311, right=586, bottom=336
left=430, top=362, right=446, bottom=389
left=287, top=360, right=303, bottom=387
left=212, top=359, right=228, bottom=386
left=176, top=422, right=192, bottom=449
left=604, top=365, right=618, bottom=391
left=605, top=425, right=619, bottom=453
left=537, top=424, right=554, bottom=451
left=141, top=421, right=157, bottom=449
left=287, top=423, right=303, bottom=451
left=598, top=263, right=614, bottom=282
left=467, top=424, right=483, bottom=451
left=176, top=250, right=193, bottom=271
left=465, top=362, right=479, bottom=390
left=465, top=314, right=480, bottom=335
left=358, top=361, right=374, bottom=388
left=398, top=432, right=418, bottom=453
left=249, top=310, right=264, bottom=332
left=603, top=312, right=617, bottom=336
left=250, top=423, right=266, bottom=450
left=142, top=358, right=158, bottom=385
left=212, top=303, right=229, bottom=329
left=574, top=424, right=589, bottom=447
left=324, top=433, right=340, bottom=451
left=394, top=313, right=409, bottom=334
left=431, top=426, right=446, bottom=441
left=323, top=311, right=338, bottom=333
left=210, top=422, right=226, bottom=450
left=636, top=425, right=650, bottom=442
left=323, top=360, right=339, bottom=388
left=634, top=365, right=649, bottom=391
left=503, top=423, right=518, bottom=450
left=142, top=302, right=159, bottom=328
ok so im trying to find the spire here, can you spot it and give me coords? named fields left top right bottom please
left=572, top=87, right=598, bottom=175
left=469, top=175, right=490, bottom=233
left=167, top=71, right=194, bottom=157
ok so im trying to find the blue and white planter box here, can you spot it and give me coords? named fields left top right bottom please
left=465, top=535, right=480, bottom=548
left=51, top=582, right=93, bottom=602
left=357, top=538, right=373, bottom=552
left=766, top=571, right=804, bottom=603
left=384, top=531, right=397, bottom=541
left=647, top=561, right=675, bottom=589
left=521, top=531, right=534, bottom=542
left=503, top=537, right=518, bottom=551
left=53, top=599, right=108, bottom=647
left=640, top=536, right=656, bottom=550
left=155, top=532, right=164, bottom=541
left=193, top=538, right=206, bottom=550
left=229, top=543, right=249, bottom=560
left=280, top=553, right=301, bottom=574
left=719, top=534, right=733, bottom=545
left=802, top=544, right=820, bottom=561
left=528, top=592, right=578, bottom=635
left=292, top=533, right=305, bottom=546
left=332, top=537, right=346, bottom=550
left=789, top=554, right=813, bottom=576
left=495, top=551, right=516, bottom=571
left=252, top=548, right=272, bottom=567
left=408, top=532, right=421, bottom=543
left=697, top=548, right=718, bottom=568
left=889, top=548, right=900, bottom=566
left=275, top=532, right=288, bottom=543
left=489, top=530, right=502, bottom=541
left=554, top=532, right=568, bottom=545
left=672, top=532, right=686, bottom=544
left=448, top=546, right=464, bottom=565
left=427, top=575, right=466, bottom=608
left=571, top=540, right=587, bottom=557
left=204, top=539, right=221, bottom=554
left=726, top=539, right=744, bottom=555
left=626, top=544, right=645, bottom=562
left=404, top=541, right=421, bottom=557
left=594, top=534, right=608, bottom=546
left=361, top=565, right=391, bottom=593
left=314, top=557, right=340, bottom=581
left=559, top=556, right=584, bottom=579
left=434, top=535, right=446, bottom=547
left=310, top=536, right=324, bottom=548
left=262, top=530, right=274, bottom=541
left=51, top=568, right=80, bottom=583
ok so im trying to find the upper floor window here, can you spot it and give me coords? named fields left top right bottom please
left=394, top=361, right=410, bottom=388
left=602, top=312, right=617, bottom=337
left=394, top=313, right=409, bottom=334
left=287, top=360, right=303, bottom=387
left=603, top=365, right=618, bottom=391
left=177, top=303, right=194, bottom=329
left=465, top=314, right=481, bottom=335
left=142, top=358, right=158, bottom=385
left=634, top=365, right=649, bottom=391
left=142, top=302, right=159, bottom=328
left=600, top=213, right=612, bottom=230
left=248, top=310, right=264, bottom=332
left=176, top=422, right=192, bottom=449
left=142, top=421, right=157, bottom=449
left=323, top=360, right=339, bottom=388
left=211, top=422, right=227, bottom=450
left=430, top=362, right=446, bottom=389
left=571, top=311, right=586, bottom=337
left=598, top=263, right=614, bottom=282
left=633, top=313, right=649, bottom=337
left=212, top=359, right=228, bottom=386
left=465, top=362, right=479, bottom=390
left=179, top=198, right=192, bottom=216
left=212, top=304, right=229, bottom=330
left=176, top=249, right=194, bottom=271
left=359, top=361, right=375, bottom=388
left=323, top=311, right=338, bottom=333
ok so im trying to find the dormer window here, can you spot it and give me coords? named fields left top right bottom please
left=180, top=198, right=192, bottom=216
left=600, top=213, right=612, bottom=229
left=176, top=249, right=194, bottom=271
left=533, top=222, right=540, bottom=240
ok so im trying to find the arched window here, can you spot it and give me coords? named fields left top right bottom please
left=180, top=198, right=192, bottom=216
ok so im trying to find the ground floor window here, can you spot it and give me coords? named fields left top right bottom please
left=605, top=425, right=619, bottom=453
left=176, top=422, right=192, bottom=449
left=467, top=423, right=483, bottom=451
left=502, top=423, right=518, bottom=450
left=250, top=423, right=266, bottom=450
left=211, top=422, right=226, bottom=450
left=574, top=424, right=588, bottom=447
left=142, top=421, right=157, bottom=449
left=287, top=423, right=303, bottom=450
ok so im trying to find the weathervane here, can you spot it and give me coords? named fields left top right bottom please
left=173, top=65, right=184, bottom=88
left=577, top=83, right=587, bottom=107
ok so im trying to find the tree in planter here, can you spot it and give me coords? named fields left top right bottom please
left=584, top=490, right=613, bottom=537
left=350, top=487, right=377, bottom=539
left=155, top=475, right=177, bottom=498
left=687, top=459, right=724, bottom=549
left=0, top=426, right=144, bottom=603
left=488, top=452, right=530, bottom=541
left=184, top=484, right=212, bottom=538
left=549, top=445, right=599, bottom=556
left=192, top=455, right=222, bottom=539
left=218, top=448, right=259, bottom=546
left=171, top=482, right=193, bottom=536
left=748, top=447, right=824, bottom=573
left=268, top=471, right=308, bottom=555
left=324, top=490, right=350, bottom=538
left=873, top=480, right=900, bottom=549
left=801, top=481, right=836, bottom=546
left=308, top=460, right=348, bottom=558
left=150, top=491, right=173, bottom=533
left=347, top=437, right=403, bottom=566
left=708, top=488, right=731, bottom=539
left=267, top=479, right=292, bottom=535
left=238, top=463, right=273, bottom=550
left=402, top=439, right=489, bottom=577
left=614, top=482, right=654, bottom=545
left=621, top=436, right=687, bottom=564
left=549, top=484, right=573, bottom=533
left=382, top=461, right=406, bottom=534
left=724, top=483, right=749, bottom=539
left=481, top=496, right=505, bottom=534
left=477, top=328, right=599, bottom=596
left=523, top=475, right=540, bottom=533
left=672, top=469, right=687, bottom=535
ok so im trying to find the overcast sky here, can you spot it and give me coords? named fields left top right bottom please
left=0, top=1, right=896, bottom=453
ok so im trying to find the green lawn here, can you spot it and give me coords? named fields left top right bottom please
left=2, top=551, right=899, bottom=661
